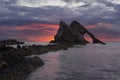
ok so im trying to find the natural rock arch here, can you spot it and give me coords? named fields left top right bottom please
left=50, top=20, right=106, bottom=45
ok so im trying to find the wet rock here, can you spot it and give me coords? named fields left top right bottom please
left=0, top=52, right=44, bottom=80
left=27, top=56, right=44, bottom=69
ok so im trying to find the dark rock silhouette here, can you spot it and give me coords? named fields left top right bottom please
left=0, top=39, right=24, bottom=45
left=0, top=52, right=44, bottom=80
left=51, top=20, right=106, bottom=45
left=0, top=43, right=73, bottom=80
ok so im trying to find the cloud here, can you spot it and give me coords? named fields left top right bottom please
left=0, top=23, right=59, bottom=41
left=0, top=0, right=119, bottom=25
left=16, top=0, right=67, bottom=7
left=16, top=0, right=86, bottom=8
left=85, top=23, right=120, bottom=40
left=0, top=0, right=120, bottom=41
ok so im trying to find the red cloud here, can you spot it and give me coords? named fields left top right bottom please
left=14, top=23, right=59, bottom=31
left=15, top=23, right=59, bottom=42
left=0, top=23, right=59, bottom=42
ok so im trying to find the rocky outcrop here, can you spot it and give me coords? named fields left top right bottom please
left=50, top=20, right=106, bottom=45
left=0, top=43, right=6, bottom=52
left=0, top=52, right=44, bottom=80
left=0, top=42, right=73, bottom=80
left=0, top=39, right=24, bottom=45
left=0, top=38, right=74, bottom=80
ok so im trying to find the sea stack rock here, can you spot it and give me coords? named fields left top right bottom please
left=50, top=20, right=106, bottom=45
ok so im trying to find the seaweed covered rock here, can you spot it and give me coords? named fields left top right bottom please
left=51, top=20, right=106, bottom=45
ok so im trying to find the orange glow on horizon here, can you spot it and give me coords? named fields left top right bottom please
left=15, top=23, right=59, bottom=31
left=27, top=36, right=120, bottom=42
left=0, top=23, right=120, bottom=42
left=27, top=36, right=54, bottom=42
left=21, top=23, right=59, bottom=42
left=0, top=23, right=59, bottom=42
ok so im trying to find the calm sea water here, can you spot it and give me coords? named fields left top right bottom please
left=26, top=42, right=120, bottom=80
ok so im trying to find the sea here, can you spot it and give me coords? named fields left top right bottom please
left=20, top=42, right=120, bottom=80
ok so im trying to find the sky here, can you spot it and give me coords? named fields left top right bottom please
left=0, top=0, right=120, bottom=42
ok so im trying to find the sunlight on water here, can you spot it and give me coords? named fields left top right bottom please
left=27, top=52, right=61, bottom=80
left=26, top=42, right=120, bottom=80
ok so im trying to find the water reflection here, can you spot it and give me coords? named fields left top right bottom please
left=26, top=42, right=120, bottom=80
left=26, top=51, right=61, bottom=80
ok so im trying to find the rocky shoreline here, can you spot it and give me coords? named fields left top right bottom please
left=0, top=47, right=44, bottom=80
left=0, top=20, right=106, bottom=80
left=0, top=39, right=24, bottom=45
left=0, top=43, right=73, bottom=80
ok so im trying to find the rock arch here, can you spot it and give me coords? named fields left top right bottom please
left=50, top=20, right=106, bottom=45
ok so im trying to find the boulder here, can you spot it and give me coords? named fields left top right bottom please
left=27, top=56, right=44, bottom=69
left=0, top=52, right=44, bottom=80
